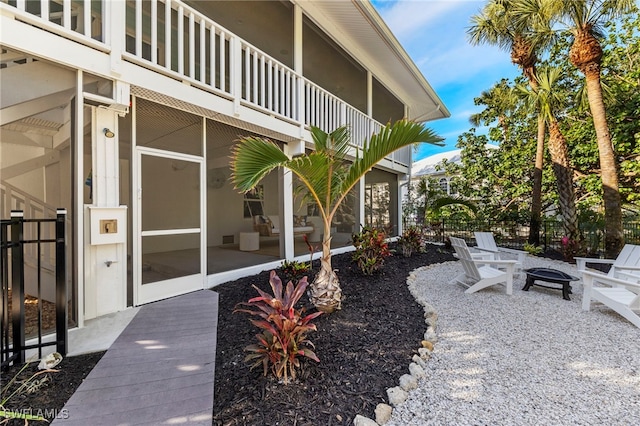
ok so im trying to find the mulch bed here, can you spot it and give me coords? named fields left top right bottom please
left=2, top=242, right=455, bottom=425
left=213, top=242, right=455, bottom=425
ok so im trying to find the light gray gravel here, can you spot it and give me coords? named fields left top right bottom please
left=388, top=256, right=640, bottom=426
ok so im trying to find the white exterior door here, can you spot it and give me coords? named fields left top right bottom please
left=134, top=147, right=205, bottom=305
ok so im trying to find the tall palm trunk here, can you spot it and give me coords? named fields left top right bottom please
left=585, top=73, right=624, bottom=256
left=307, top=222, right=342, bottom=313
left=526, top=66, right=544, bottom=246
left=529, top=115, right=545, bottom=245
left=547, top=121, right=579, bottom=241
left=570, top=28, right=624, bottom=257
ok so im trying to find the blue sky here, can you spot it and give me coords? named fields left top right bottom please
left=371, top=0, right=521, bottom=161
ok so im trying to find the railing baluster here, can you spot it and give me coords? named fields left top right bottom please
left=83, top=0, right=91, bottom=37
left=136, top=0, right=142, bottom=57
left=11, top=210, right=25, bottom=364
left=177, top=5, right=184, bottom=75
left=260, top=55, right=266, bottom=108
left=189, top=12, right=195, bottom=79
left=165, top=0, right=172, bottom=70
left=63, top=0, right=71, bottom=30
left=209, top=24, right=216, bottom=87
left=253, top=50, right=258, bottom=104
left=244, top=46, right=250, bottom=101
left=151, top=0, right=158, bottom=64
left=267, top=59, right=273, bottom=111
left=199, top=18, right=205, bottom=83
left=56, top=209, right=68, bottom=357
left=219, top=31, right=226, bottom=92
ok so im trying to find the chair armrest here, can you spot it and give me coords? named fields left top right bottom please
left=574, top=257, right=615, bottom=265
left=475, top=247, right=499, bottom=254
left=472, top=259, right=518, bottom=267
left=612, top=265, right=640, bottom=271
left=582, top=270, right=640, bottom=290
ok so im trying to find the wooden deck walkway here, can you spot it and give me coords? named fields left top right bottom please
left=52, top=289, right=218, bottom=425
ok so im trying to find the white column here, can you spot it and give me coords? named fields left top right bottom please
left=279, top=150, right=295, bottom=259
left=92, top=107, right=119, bottom=207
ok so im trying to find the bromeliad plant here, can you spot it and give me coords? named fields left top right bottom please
left=233, top=271, right=322, bottom=384
left=351, top=226, right=392, bottom=275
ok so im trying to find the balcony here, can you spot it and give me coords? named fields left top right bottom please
left=0, top=0, right=412, bottom=167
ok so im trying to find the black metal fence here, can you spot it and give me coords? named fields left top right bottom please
left=1, top=209, right=68, bottom=369
left=410, top=219, right=640, bottom=255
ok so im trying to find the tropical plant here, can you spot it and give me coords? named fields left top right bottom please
left=514, top=0, right=635, bottom=256
left=351, top=226, right=392, bottom=274
left=397, top=226, right=424, bottom=257
left=233, top=271, right=322, bottom=384
left=517, top=67, right=579, bottom=241
left=280, top=260, right=310, bottom=283
left=523, top=242, right=543, bottom=255
left=468, top=0, right=557, bottom=245
left=231, top=120, right=443, bottom=313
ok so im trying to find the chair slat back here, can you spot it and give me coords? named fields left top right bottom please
left=451, top=237, right=481, bottom=281
left=474, top=232, right=499, bottom=253
left=611, top=244, right=640, bottom=277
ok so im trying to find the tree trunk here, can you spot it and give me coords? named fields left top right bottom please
left=585, top=71, right=624, bottom=257
left=571, top=29, right=623, bottom=257
left=308, top=229, right=342, bottom=313
left=547, top=121, right=579, bottom=242
left=529, top=116, right=545, bottom=245
left=526, top=66, right=543, bottom=246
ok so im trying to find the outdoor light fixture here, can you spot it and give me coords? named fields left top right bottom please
left=103, top=128, right=115, bottom=138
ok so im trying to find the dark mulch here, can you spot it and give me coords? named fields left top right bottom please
left=213, top=242, right=455, bottom=425
left=1, top=351, right=105, bottom=424
left=1, top=243, right=455, bottom=425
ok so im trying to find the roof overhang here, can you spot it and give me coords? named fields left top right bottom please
left=297, top=0, right=450, bottom=123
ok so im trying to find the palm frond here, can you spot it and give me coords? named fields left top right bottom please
left=231, top=136, right=290, bottom=192
left=342, top=121, right=442, bottom=204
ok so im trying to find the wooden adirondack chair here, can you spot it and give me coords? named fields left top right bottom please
left=575, top=244, right=640, bottom=281
left=474, top=232, right=527, bottom=276
left=582, top=270, right=640, bottom=328
left=450, top=236, right=518, bottom=295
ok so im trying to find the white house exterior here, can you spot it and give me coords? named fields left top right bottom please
left=0, top=0, right=448, bottom=331
left=411, top=149, right=464, bottom=195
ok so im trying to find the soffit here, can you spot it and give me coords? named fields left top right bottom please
left=297, top=0, right=450, bottom=123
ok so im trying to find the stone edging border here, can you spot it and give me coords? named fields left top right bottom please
left=353, top=264, right=441, bottom=426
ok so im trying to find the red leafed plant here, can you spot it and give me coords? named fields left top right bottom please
left=233, top=271, right=323, bottom=383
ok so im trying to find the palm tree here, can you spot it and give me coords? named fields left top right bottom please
left=518, top=67, right=579, bottom=241
left=468, top=0, right=556, bottom=246
left=469, top=80, right=519, bottom=143
left=231, top=120, right=443, bottom=313
left=553, top=0, right=633, bottom=256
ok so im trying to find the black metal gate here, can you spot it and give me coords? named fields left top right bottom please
left=1, top=209, right=67, bottom=369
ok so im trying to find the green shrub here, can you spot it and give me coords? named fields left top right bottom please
left=280, top=260, right=310, bottom=283
left=398, top=226, right=424, bottom=257
left=351, top=226, right=392, bottom=275
left=233, top=271, right=322, bottom=384
left=523, top=242, right=543, bottom=255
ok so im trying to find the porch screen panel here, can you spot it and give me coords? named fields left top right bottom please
left=141, top=156, right=199, bottom=232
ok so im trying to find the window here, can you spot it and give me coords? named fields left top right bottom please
left=243, top=185, right=264, bottom=218
left=439, top=178, right=449, bottom=194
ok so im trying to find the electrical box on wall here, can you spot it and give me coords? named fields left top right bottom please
left=89, top=206, right=127, bottom=245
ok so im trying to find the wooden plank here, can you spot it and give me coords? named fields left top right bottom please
left=52, top=290, right=218, bottom=425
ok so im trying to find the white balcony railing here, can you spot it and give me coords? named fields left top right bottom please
left=2, top=0, right=410, bottom=166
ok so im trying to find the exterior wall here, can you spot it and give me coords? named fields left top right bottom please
left=0, top=0, right=445, bottom=327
